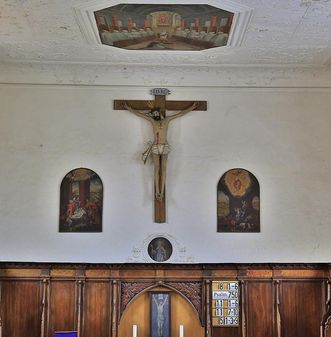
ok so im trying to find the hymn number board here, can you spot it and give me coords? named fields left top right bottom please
left=212, top=281, right=240, bottom=327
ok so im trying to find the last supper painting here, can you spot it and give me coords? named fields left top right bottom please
left=59, top=168, right=103, bottom=232
left=217, top=169, right=260, bottom=233
left=94, top=4, right=234, bottom=51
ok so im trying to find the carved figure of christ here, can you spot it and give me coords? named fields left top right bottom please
left=114, top=93, right=207, bottom=223
left=124, top=102, right=197, bottom=202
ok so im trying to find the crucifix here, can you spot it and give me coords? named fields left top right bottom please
left=114, top=88, right=207, bottom=223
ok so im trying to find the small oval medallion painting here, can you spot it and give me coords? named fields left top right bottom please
left=148, top=237, right=173, bottom=262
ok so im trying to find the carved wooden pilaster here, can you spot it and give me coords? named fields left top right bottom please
left=76, top=280, right=84, bottom=337
left=320, top=279, right=329, bottom=337
left=326, top=279, right=330, bottom=313
left=111, top=280, right=119, bottom=337
left=46, top=278, right=51, bottom=337
left=326, top=280, right=331, bottom=334
left=240, top=280, right=247, bottom=337
left=109, top=281, right=112, bottom=337
left=325, top=319, right=331, bottom=337
left=205, top=280, right=211, bottom=337
left=40, top=279, right=49, bottom=337
left=120, top=282, right=154, bottom=316
left=321, top=279, right=331, bottom=337
left=40, top=268, right=50, bottom=337
left=322, top=325, right=324, bottom=337
left=0, top=280, right=2, bottom=337
left=325, top=316, right=331, bottom=332
left=275, top=280, right=282, bottom=337
left=167, top=281, right=203, bottom=323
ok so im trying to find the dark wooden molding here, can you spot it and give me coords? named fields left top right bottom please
left=1, top=262, right=330, bottom=271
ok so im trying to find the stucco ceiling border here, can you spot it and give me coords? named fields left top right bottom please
left=1, top=61, right=331, bottom=88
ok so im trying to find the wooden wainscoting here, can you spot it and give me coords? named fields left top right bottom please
left=48, top=280, right=77, bottom=335
left=245, top=280, right=274, bottom=337
left=1, top=280, right=42, bottom=337
left=0, top=263, right=329, bottom=337
left=82, top=280, right=112, bottom=337
left=280, top=280, right=324, bottom=337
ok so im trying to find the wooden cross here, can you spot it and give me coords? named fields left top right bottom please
left=114, top=89, right=207, bottom=223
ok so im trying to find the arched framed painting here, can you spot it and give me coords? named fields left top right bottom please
left=217, top=168, right=260, bottom=232
left=59, top=168, right=103, bottom=232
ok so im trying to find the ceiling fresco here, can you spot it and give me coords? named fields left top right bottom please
left=1, top=0, right=331, bottom=66
left=94, top=4, right=234, bottom=51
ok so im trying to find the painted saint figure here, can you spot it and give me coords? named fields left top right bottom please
left=153, top=295, right=168, bottom=337
left=217, top=169, right=260, bottom=232
left=124, top=102, right=197, bottom=201
left=150, top=239, right=167, bottom=262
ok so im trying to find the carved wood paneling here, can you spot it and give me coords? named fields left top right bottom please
left=326, top=316, right=331, bottom=331
left=167, top=281, right=203, bottom=323
left=120, top=282, right=154, bottom=315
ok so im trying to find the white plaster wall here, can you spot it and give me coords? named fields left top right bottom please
left=1, top=84, right=331, bottom=263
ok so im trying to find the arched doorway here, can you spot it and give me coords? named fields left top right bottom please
left=119, top=286, right=204, bottom=337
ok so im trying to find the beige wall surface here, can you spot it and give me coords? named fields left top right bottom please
left=1, top=84, right=331, bottom=263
